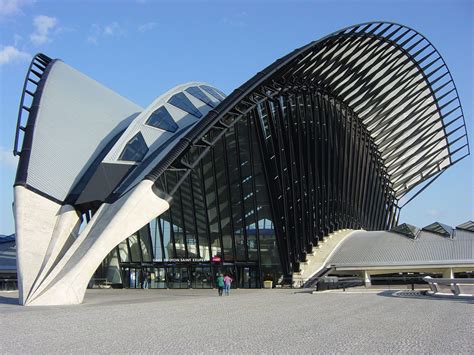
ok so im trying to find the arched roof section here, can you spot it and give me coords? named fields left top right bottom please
left=145, top=22, right=469, bottom=205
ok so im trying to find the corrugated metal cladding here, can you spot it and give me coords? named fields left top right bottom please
left=328, top=228, right=474, bottom=267
left=25, top=61, right=143, bottom=203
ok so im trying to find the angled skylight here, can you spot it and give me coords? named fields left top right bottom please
left=185, top=86, right=217, bottom=108
left=145, top=106, right=178, bottom=132
left=390, top=223, right=420, bottom=239
left=119, top=132, right=148, bottom=162
left=422, top=222, right=454, bottom=238
left=200, top=85, right=225, bottom=101
left=456, top=220, right=474, bottom=232
left=168, top=92, right=202, bottom=118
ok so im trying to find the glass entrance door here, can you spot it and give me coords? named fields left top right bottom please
left=236, top=266, right=260, bottom=288
left=191, top=266, right=212, bottom=288
left=122, top=267, right=142, bottom=288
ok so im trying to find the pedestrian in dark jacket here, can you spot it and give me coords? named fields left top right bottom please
left=217, top=274, right=225, bottom=296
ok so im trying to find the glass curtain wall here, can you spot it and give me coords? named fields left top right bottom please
left=111, top=89, right=393, bottom=287
left=116, top=112, right=283, bottom=288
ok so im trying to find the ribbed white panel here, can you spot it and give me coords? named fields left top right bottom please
left=26, top=61, right=142, bottom=201
left=103, top=82, right=219, bottom=164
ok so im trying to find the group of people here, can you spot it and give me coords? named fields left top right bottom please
left=216, top=273, right=232, bottom=296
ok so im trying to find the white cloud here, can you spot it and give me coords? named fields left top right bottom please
left=219, top=12, right=248, bottom=27
left=138, top=22, right=156, bottom=33
left=0, top=0, right=35, bottom=17
left=87, top=22, right=125, bottom=45
left=0, top=146, right=18, bottom=169
left=0, top=45, right=30, bottom=65
left=13, top=33, right=22, bottom=46
left=427, top=209, right=444, bottom=217
left=104, top=22, right=120, bottom=36
left=30, top=15, right=57, bottom=45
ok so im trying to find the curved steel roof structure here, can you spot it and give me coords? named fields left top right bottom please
left=145, top=21, right=469, bottom=203
left=12, top=22, right=469, bottom=305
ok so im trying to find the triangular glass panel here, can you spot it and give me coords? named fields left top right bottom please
left=200, top=85, right=226, bottom=101
left=390, top=223, right=420, bottom=239
left=422, top=222, right=453, bottom=237
left=185, top=86, right=217, bottom=108
left=145, top=106, right=178, bottom=132
left=456, top=220, right=474, bottom=232
left=119, top=132, right=148, bottom=162
left=168, top=92, right=202, bottom=118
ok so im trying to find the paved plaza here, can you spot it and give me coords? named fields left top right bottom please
left=0, top=288, right=472, bottom=353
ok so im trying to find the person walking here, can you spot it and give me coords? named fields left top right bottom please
left=216, top=274, right=225, bottom=296
left=224, top=274, right=233, bottom=296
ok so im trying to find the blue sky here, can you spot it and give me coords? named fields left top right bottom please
left=0, top=0, right=472, bottom=234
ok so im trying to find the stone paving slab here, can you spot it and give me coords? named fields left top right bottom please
left=0, top=288, right=472, bottom=353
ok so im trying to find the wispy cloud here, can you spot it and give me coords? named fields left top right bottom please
left=0, top=45, right=31, bottom=65
left=427, top=209, right=444, bottom=218
left=13, top=33, right=22, bottom=46
left=0, top=0, right=35, bottom=17
left=0, top=146, right=18, bottom=169
left=219, top=11, right=248, bottom=28
left=138, top=21, right=156, bottom=33
left=87, top=22, right=125, bottom=45
left=30, top=15, right=57, bottom=45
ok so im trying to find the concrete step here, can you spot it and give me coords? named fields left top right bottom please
left=292, top=229, right=357, bottom=287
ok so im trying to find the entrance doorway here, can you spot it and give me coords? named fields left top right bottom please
left=236, top=266, right=259, bottom=288
left=122, top=267, right=142, bottom=288
left=120, top=264, right=261, bottom=288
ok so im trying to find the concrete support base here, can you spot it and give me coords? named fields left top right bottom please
left=363, top=270, right=371, bottom=287
left=15, top=180, right=169, bottom=306
left=442, top=268, right=454, bottom=279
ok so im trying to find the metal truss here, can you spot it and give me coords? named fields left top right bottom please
left=141, top=22, right=469, bottom=279
left=13, top=53, right=54, bottom=184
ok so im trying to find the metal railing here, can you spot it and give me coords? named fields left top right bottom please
left=423, top=276, right=474, bottom=296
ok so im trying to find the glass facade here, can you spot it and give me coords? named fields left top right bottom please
left=115, top=112, right=282, bottom=288
left=114, top=90, right=393, bottom=289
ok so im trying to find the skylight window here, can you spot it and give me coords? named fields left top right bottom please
left=119, top=132, right=148, bottom=162
left=390, top=223, right=420, bottom=239
left=168, top=92, right=202, bottom=118
left=145, top=106, right=178, bottom=132
left=200, top=85, right=225, bottom=101
left=185, top=86, right=217, bottom=108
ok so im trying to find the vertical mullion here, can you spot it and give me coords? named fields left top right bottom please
left=234, top=122, right=249, bottom=261
left=164, top=172, right=178, bottom=258
left=178, top=185, right=189, bottom=258
left=188, top=173, right=201, bottom=258
left=252, top=107, right=290, bottom=276
left=157, top=217, right=166, bottom=261
left=247, top=112, right=263, bottom=285
left=199, top=160, right=213, bottom=260
left=222, top=134, right=237, bottom=261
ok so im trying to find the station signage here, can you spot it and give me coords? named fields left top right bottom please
left=155, top=258, right=206, bottom=263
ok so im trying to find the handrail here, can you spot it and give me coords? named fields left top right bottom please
left=423, top=276, right=474, bottom=296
